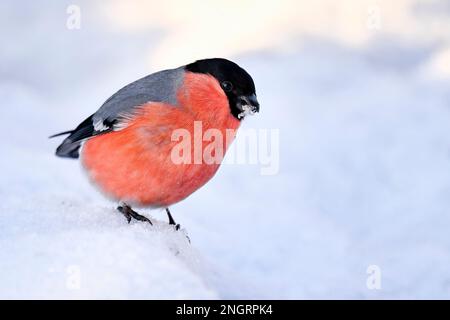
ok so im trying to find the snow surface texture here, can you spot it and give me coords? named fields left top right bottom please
left=2, top=1, right=450, bottom=299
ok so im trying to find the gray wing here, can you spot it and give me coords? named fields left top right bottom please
left=93, top=67, right=184, bottom=130
left=54, top=66, right=185, bottom=159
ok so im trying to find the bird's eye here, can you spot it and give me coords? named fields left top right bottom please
left=221, top=81, right=233, bottom=92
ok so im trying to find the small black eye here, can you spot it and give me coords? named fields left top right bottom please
left=221, top=81, right=233, bottom=92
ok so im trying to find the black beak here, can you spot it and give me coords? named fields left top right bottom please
left=247, top=93, right=260, bottom=113
left=239, top=93, right=260, bottom=113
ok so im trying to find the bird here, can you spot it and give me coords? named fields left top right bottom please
left=52, top=58, right=259, bottom=227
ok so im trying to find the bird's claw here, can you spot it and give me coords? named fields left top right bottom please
left=117, top=205, right=153, bottom=225
left=166, top=208, right=181, bottom=230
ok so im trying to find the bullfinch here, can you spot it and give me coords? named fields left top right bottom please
left=52, top=58, right=259, bottom=226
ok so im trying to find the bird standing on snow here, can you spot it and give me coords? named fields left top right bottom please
left=52, top=58, right=259, bottom=226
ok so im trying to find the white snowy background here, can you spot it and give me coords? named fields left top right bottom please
left=1, top=0, right=450, bottom=299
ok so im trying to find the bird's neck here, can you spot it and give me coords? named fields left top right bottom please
left=178, top=72, right=240, bottom=131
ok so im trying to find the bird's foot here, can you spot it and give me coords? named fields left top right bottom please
left=117, top=204, right=153, bottom=225
left=166, top=208, right=180, bottom=230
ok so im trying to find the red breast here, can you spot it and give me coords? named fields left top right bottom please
left=81, top=72, right=240, bottom=207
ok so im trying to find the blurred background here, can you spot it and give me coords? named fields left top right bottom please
left=1, top=0, right=450, bottom=299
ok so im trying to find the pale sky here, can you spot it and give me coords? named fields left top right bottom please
left=96, top=0, right=450, bottom=77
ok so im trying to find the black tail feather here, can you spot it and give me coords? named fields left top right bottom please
left=53, top=114, right=95, bottom=159
left=49, top=130, right=74, bottom=139
left=56, top=139, right=82, bottom=159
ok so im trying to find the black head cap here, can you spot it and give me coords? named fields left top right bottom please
left=185, top=58, right=259, bottom=120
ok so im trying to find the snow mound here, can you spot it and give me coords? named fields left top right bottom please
left=0, top=201, right=219, bottom=299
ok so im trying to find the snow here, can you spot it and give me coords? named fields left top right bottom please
left=2, top=1, right=450, bottom=299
